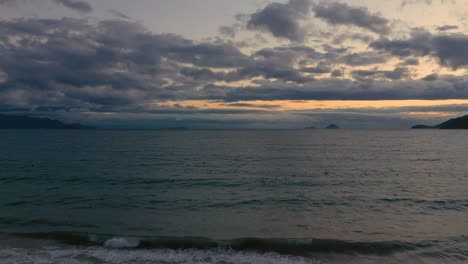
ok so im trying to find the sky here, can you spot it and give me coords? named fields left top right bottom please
left=1, top=0, right=468, bottom=129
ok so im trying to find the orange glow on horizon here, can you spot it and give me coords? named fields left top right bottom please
left=153, top=99, right=468, bottom=113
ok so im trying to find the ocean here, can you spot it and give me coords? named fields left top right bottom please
left=0, top=130, right=467, bottom=263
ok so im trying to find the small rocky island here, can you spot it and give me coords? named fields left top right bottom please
left=304, top=124, right=340, bottom=129
left=326, top=124, right=340, bottom=129
left=0, top=114, right=92, bottom=129
left=412, top=115, right=468, bottom=129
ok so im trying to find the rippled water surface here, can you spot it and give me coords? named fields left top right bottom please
left=1, top=130, right=468, bottom=263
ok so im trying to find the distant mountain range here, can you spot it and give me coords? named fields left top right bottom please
left=9, top=113, right=468, bottom=130
left=0, top=114, right=93, bottom=129
left=412, top=115, right=468, bottom=129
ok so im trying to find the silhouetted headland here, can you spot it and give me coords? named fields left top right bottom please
left=412, top=115, right=468, bottom=129
left=0, top=114, right=93, bottom=129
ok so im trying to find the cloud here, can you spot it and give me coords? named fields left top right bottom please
left=199, top=73, right=468, bottom=102
left=223, top=45, right=322, bottom=83
left=400, top=58, right=419, bottom=66
left=223, top=103, right=281, bottom=109
left=52, top=0, right=92, bottom=13
left=2, top=14, right=468, bottom=128
left=422, top=73, right=438, bottom=81
left=301, top=62, right=332, bottom=74
left=400, top=0, right=455, bottom=8
left=219, top=25, right=240, bottom=38
left=331, top=69, right=344, bottom=77
left=432, top=35, right=468, bottom=69
left=369, top=29, right=433, bottom=57
left=341, top=51, right=390, bottom=66
left=352, top=67, right=410, bottom=80
left=371, top=29, right=468, bottom=69
left=313, top=1, right=390, bottom=34
left=437, top=25, right=459, bottom=31
left=108, top=9, right=130, bottom=20
left=332, top=32, right=374, bottom=44
left=2, top=1, right=468, bottom=129
left=0, top=0, right=93, bottom=13
left=0, top=18, right=252, bottom=110
left=0, top=0, right=16, bottom=5
left=244, top=0, right=313, bottom=42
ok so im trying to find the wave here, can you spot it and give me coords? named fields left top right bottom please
left=3, top=233, right=467, bottom=264
left=0, top=247, right=333, bottom=264
left=377, top=198, right=468, bottom=211
left=0, top=217, right=97, bottom=229
left=9, top=232, right=426, bottom=256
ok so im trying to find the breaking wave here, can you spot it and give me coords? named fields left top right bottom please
left=12, top=232, right=424, bottom=256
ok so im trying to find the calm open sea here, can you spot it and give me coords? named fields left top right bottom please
left=1, top=130, right=468, bottom=263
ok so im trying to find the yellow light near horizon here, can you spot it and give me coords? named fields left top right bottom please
left=404, top=111, right=456, bottom=117
left=155, top=99, right=468, bottom=112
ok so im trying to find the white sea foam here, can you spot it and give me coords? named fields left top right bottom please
left=0, top=247, right=331, bottom=264
left=104, top=237, right=140, bottom=248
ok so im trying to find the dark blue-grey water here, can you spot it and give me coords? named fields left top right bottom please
left=1, top=130, right=468, bottom=263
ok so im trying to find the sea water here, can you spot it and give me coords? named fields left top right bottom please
left=0, top=130, right=468, bottom=263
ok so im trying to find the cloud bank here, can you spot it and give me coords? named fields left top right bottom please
left=0, top=0, right=468, bottom=128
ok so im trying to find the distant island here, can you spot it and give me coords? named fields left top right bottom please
left=0, top=114, right=93, bottom=129
left=157, top=127, right=190, bottom=130
left=304, top=124, right=340, bottom=129
left=326, top=124, right=340, bottom=129
left=412, top=115, right=468, bottom=129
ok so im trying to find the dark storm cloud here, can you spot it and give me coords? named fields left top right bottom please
left=227, top=64, right=315, bottom=84
left=53, top=0, right=92, bottom=13
left=220, top=45, right=323, bottom=83
left=332, top=33, right=374, bottom=44
left=127, top=107, right=269, bottom=115
left=313, top=1, right=390, bottom=35
left=4, top=14, right=468, bottom=117
left=432, top=35, right=468, bottom=69
left=0, top=18, right=253, bottom=110
left=331, top=69, right=344, bottom=77
left=321, top=45, right=348, bottom=60
left=371, top=30, right=468, bottom=69
left=422, top=73, right=438, bottom=81
left=179, top=68, right=226, bottom=82
left=167, top=41, right=250, bottom=68
left=369, top=30, right=433, bottom=57
left=204, top=74, right=468, bottom=101
left=341, top=51, right=390, bottom=66
left=0, top=17, right=337, bottom=109
left=245, top=0, right=313, bottom=42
